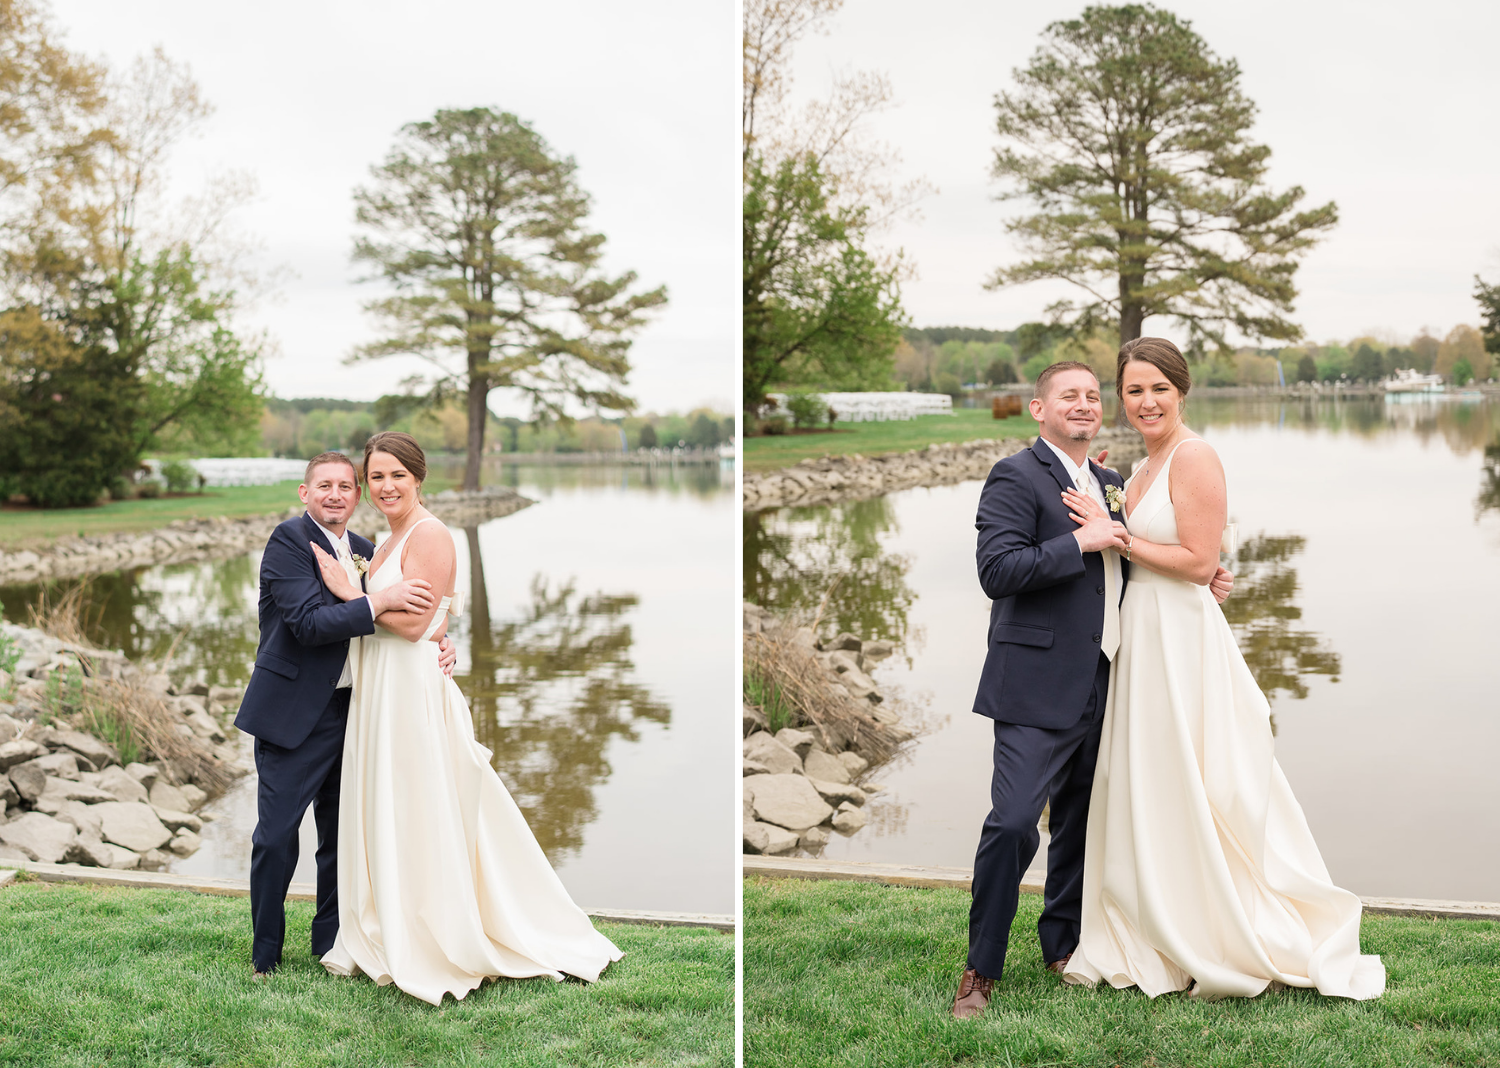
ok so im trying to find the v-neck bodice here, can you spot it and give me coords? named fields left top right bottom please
left=1123, top=440, right=1190, bottom=547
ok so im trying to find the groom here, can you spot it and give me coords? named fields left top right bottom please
left=235, top=451, right=456, bottom=977
left=953, top=362, right=1231, bottom=1017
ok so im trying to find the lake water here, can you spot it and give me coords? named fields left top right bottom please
left=746, top=396, right=1500, bottom=902
left=3, top=460, right=737, bottom=915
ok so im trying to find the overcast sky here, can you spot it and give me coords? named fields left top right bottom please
left=787, top=0, right=1500, bottom=348
left=52, top=0, right=736, bottom=415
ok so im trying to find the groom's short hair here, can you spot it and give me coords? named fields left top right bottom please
left=1033, top=360, right=1098, bottom=400
left=304, top=451, right=358, bottom=486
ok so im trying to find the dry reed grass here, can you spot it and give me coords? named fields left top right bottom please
left=27, top=583, right=234, bottom=793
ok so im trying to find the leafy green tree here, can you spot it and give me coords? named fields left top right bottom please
left=743, top=151, right=904, bottom=406
left=1295, top=353, right=1318, bottom=383
left=987, top=4, right=1336, bottom=350
left=1476, top=274, right=1500, bottom=357
left=0, top=308, right=140, bottom=507
left=687, top=412, right=725, bottom=446
left=1350, top=344, right=1383, bottom=382
left=637, top=422, right=657, bottom=449
left=985, top=357, right=1018, bottom=385
left=350, top=107, right=666, bottom=491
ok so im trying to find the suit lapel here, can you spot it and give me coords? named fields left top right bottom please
left=301, top=512, right=344, bottom=604
left=1030, top=437, right=1077, bottom=496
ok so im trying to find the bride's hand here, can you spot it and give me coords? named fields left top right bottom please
left=310, top=542, right=360, bottom=602
left=1210, top=566, right=1234, bottom=604
left=1062, top=486, right=1112, bottom=525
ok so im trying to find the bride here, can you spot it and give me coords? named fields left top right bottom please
left=309, top=431, right=621, bottom=1005
left=1059, top=339, right=1384, bottom=1001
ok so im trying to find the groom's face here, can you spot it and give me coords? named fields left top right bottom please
left=1030, top=369, right=1103, bottom=444
left=299, top=461, right=362, bottom=533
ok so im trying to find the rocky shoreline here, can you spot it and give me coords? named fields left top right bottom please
left=0, top=486, right=535, bottom=586
left=742, top=604, right=911, bottom=856
left=0, top=620, right=248, bottom=872
left=743, top=428, right=1145, bottom=511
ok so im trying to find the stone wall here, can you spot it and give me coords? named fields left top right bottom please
left=743, top=428, right=1143, bottom=511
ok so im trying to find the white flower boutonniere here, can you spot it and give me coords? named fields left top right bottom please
left=351, top=553, right=370, bottom=576
left=1104, top=485, right=1126, bottom=514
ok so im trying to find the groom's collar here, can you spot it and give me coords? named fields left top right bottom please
left=303, top=512, right=349, bottom=555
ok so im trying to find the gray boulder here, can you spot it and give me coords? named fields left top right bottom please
left=53, top=800, right=104, bottom=840
left=827, top=649, right=862, bottom=675
left=49, top=730, right=120, bottom=769
left=773, top=728, right=817, bottom=759
left=148, top=781, right=190, bottom=813
left=832, top=804, right=868, bottom=835
left=207, top=685, right=241, bottom=706
left=0, top=844, right=29, bottom=862
left=742, top=702, right=769, bottom=736
left=168, top=830, right=201, bottom=857
left=806, top=778, right=866, bottom=807
left=825, top=632, right=863, bottom=651
left=799, top=826, right=830, bottom=850
left=178, top=784, right=208, bottom=813
left=8, top=762, right=45, bottom=802
left=748, top=774, right=834, bottom=831
left=742, top=759, right=771, bottom=777
left=24, top=752, right=80, bottom=781
left=152, top=807, right=202, bottom=833
left=102, top=844, right=140, bottom=870
left=34, top=777, right=116, bottom=813
left=97, top=765, right=149, bottom=805
left=0, top=775, right=17, bottom=809
left=137, top=848, right=171, bottom=872
left=0, top=739, right=47, bottom=770
left=742, top=733, right=801, bottom=776
left=837, top=751, right=870, bottom=777
left=124, top=763, right=160, bottom=789
left=0, top=812, right=79, bottom=862
left=862, top=639, right=894, bottom=661
left=66, top=834, right=116, bottom=868
left=838, top=667, right=880, bottom=700
left=802, top=748, right=851, bottom=785
left=742, top=821, right=770, bottom=854
left=745, top=819, right=798, bottom=855
left=94, top=801, right=173, bottom=853
left=184, top=710, right=225, bottom=744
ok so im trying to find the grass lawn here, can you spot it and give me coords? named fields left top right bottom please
left=744, top=877, right=1500, bottom=1068
left=0, top=483, right=309, bottom=550
left=742, top=410, right=1037, bottom=473
left=0, top=880, right=732, bottom=1067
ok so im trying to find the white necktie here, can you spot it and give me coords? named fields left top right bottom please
left=332, top=538, right=359, bottom=688
left=1080, top=470, right=1121, bottom=661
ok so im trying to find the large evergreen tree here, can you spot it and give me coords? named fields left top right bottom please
left=988, top=4, right=1337, bottom=351
left=351, top=108, right=666, bottom=491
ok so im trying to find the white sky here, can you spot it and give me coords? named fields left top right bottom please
left=51, top=0, right=737, bottom=415
left=786, top=0, right=1500, bottom=348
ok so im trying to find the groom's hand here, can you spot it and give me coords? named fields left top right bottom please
left=371, top=578, right=436, bottom=616
left=1210, top=566, right=1234, bottom=604
left=436, top=635, right=457, bottom=677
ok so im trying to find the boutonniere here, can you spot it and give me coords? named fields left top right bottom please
left=1104, top=485, right=1126, bottom=513
left=351, top=553, right=370, bottom=576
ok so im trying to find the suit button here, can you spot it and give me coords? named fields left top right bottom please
left=1096, top=586, right=1105, bottom=595
left=1092, top=634, right=1101, bottom=643
left=328, top=677, right=337, bottom=685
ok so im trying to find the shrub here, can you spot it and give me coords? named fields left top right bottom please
left=932, top=372, right=963, bottom=398
left=638, top=423, right=658, bottom=449
left=159, top=460, right=197, bottom=494
left=785, top=392, right=827, bottom=429
left=136, top=480, right=163, bottom=499
left=759, top=415, right=789, bottom=436
left=1452, top=358, right=1474, bottom=386
left=107, top=477, right=133, bottom=500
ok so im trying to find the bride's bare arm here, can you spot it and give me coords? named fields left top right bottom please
left=1122, top=440, right=1227, bottom=585
left=375, top=521, right=455, bottom=642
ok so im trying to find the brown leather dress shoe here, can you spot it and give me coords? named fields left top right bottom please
left=952, top=967, right=994, bottom=1018
left=1045, top=953, right=1072, bottom=976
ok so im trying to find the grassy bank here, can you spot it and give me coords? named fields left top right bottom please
left=0, top=880, right=732, bottom=1067
left=0, top=483, right=308, bottom=550
left=744, top=877, right=1500, bottom=1068
left=743, top=410, right=1036, bottom=473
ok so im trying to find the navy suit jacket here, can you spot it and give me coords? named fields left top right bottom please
left=235, top=513, right=377, bottom=749
left=971, top=437, right=1129, bottom=730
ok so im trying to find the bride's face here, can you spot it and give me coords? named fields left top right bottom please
left=1120, top=360, right=1184, bottom=441
left=365, top=451, right=420, bottom=519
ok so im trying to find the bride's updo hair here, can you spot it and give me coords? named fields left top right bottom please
left=361, top=431, right=428, bottom=494
left=1116, top=337, right=1193, bottom=401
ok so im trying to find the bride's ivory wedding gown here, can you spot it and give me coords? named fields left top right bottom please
left=321, top=517, right=622, bottom=1004
left=1064, top=443, right=1384, bottom=1001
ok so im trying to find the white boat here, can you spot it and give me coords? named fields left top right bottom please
left=1383, top=368, right=1445, bottom=393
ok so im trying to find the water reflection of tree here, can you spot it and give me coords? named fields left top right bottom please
left=743, top=496, right=915, bottom=646
left=1476, top=435, right=1500, bottom=517
left=0, top=554, right=261, bottom=688
left=459, top=540, right=669, bottom=863
left=1221, top=533, right=1340, bottom=714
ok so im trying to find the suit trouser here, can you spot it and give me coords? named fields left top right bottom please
left=248, top=687, right=348, bottom=972
left=967, top=651, right=1110, bottom=980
